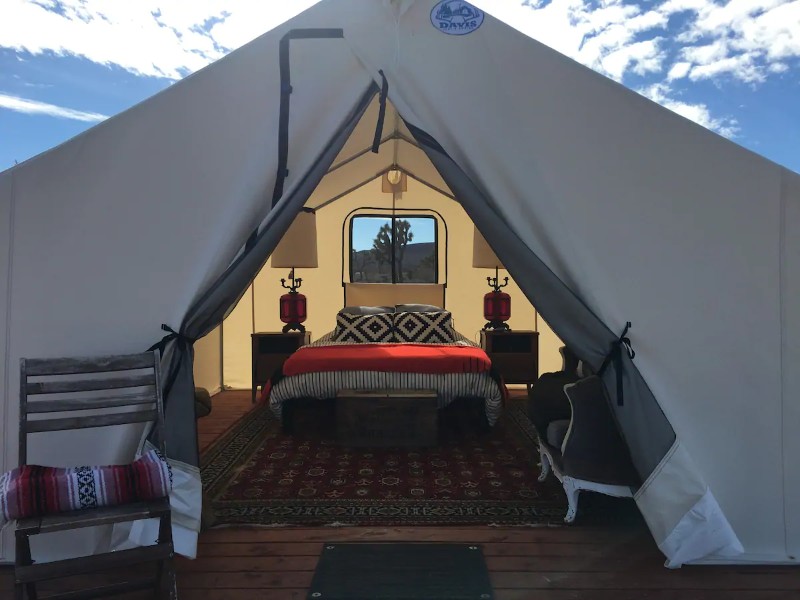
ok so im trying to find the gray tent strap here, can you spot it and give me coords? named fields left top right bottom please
left=272, top=28, right=345, bottom=209
left=404, top=120, right=675, bottom=482
left=371, top=70, right=389, bottom=154
left=597, top=321, right=635, bottom=406
left=148, top=324, right=197, bottom=402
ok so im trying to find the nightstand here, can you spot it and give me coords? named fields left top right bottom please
left=480, top=329, right=539, bottom=389
left=251, top=331, right=311, bottom=403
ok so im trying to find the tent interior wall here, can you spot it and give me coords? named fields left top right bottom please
left=193, top=327, right=222, bottom=395
left=200, top=166, right=562, bottom=390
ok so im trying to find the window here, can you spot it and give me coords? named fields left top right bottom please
left=350, top=215, right=438, bottom=283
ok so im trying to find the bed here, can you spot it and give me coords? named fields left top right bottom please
left=259, top=306, right=507, bottom=429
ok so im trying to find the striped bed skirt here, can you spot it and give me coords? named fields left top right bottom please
left=269, top=370, right=505, bottom=427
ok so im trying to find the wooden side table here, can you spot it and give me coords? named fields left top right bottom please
left=480, top=329, right=539, bottom=389
left=251, top=331, right=311, bottom=403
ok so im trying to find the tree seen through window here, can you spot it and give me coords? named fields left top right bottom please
left=350, top=216, right=437, bottom=283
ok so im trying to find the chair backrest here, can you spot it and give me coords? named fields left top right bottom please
left=558, top=346, right=580, bottom=377
left=19, top=350, right=165, bottom=467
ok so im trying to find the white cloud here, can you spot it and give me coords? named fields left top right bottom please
left=3, top=0, right=797, bottom=86
left=0, top=93, right=108, bottom=122
left=2, top=0, right=797, bottom=138
left=667, top=61, right=692, bottom=79
left=640, top=83, right=739, bottom=137
left=663, top=0, right=800, bottom=83
left=0, top=0, right=318, bottom=79
left=483, top=0, right=670, bottom=80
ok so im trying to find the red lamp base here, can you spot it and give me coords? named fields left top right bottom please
left=280, top=291, right=307, bottom=333
left=483, top=290, right=511, bottom=331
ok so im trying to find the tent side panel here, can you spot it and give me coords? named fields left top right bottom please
left=0, top=0, right=376, bottom=564
left=782, top=168, right=800, bottom=559
left=0, top=171, right=12, bottom=563
left=194, top=325, right=222, bottom=394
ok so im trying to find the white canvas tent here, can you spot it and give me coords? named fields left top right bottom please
left=1, top=0, right=798, bottom=569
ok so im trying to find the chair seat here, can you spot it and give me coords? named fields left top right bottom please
left=16, top=497, right=171, bottom=535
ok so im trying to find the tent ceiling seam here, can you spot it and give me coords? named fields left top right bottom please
left=328, top=133, right=398, bottom=175
left=309, top=165, right=455, bottom=212
left=327, top=133, right=422, bottom=175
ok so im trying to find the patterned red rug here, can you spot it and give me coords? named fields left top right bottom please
left=201, top=400, right=566, bottom=527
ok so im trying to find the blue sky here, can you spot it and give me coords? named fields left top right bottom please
left=1, top=0, right=798, bottom=173
left=352, top=217, right=437, bottom=252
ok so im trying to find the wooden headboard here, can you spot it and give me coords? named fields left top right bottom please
left=343, top=283, right=445, bottom=308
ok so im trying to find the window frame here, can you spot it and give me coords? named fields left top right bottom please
left=348, top=213, right=440, bottom=284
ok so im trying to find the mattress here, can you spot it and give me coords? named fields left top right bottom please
left=263, top=332, right=506, bottom=426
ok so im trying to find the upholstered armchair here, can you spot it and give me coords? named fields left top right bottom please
left=528, top=348, right=639, bottom=522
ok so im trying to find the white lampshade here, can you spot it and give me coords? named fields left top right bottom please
left=271, top=211, right=318, bottom=268
left=472, top=227, right=504, bottom=269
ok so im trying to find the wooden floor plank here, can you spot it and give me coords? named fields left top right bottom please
left=2, top=389, right=799, bottom=600
left=198, top=526, right=644, bottom=544
left=491, top=592, right=800, bottom=600
left=195, top=540, right=659, bottom=559
left=491, top=570, right=800, bottom=590
left=179, top=554, right=661, bottom=574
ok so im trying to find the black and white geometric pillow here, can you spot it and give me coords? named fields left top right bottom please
left=333, top=312, right=396, bottom=343
left=393, top=311, right=456, bottom=344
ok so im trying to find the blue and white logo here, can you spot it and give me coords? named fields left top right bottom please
left=431, top=1, right=485, bottom=36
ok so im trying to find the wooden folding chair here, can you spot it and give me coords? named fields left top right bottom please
left=14, top=351, right=177, bottom=600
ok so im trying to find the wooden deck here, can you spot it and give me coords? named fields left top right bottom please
left=3, top=390, right=799, bottom=599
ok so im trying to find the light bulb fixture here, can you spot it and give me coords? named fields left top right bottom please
left=381, top=168, right=408, bottom=193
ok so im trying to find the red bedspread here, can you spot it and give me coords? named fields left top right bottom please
left=282, top=343, right=492, bottom=377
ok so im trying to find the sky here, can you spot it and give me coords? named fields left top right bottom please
left=0, top=0, right=798, bottom=174
left=352, top=216, right=437, bottom=252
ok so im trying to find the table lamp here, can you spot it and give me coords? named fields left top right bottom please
left=472, top=227, right=511, bottom=330
left=271, top=210, right=318, bottom=333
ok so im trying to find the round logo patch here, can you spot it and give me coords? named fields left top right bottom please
left=431, top=0, right=485, bottom=36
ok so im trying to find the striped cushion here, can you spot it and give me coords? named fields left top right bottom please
left=0, top=450, right=172, bottom=526
left=333, top=312, right=396, bottom=343
left=394, top=311, right=456, bottom=343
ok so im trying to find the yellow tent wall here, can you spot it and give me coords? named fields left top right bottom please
left=196, top=177, right=563, bottom=389
left=193, top=326, right=222, bottom=393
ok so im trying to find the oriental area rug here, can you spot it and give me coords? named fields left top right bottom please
left=200, top=400, right=566, bottom=527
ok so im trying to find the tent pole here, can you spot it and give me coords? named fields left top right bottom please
left=219, top=320, right=225, bottom=391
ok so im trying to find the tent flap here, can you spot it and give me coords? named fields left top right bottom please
left=405, top=119, right=742, bottom=565
left=142, top=83, right=378, bottom=557
left=636, top=441, right=743, bottom=567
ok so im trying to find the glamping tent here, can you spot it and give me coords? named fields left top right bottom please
left=0, top=0, right=798, bottom=569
